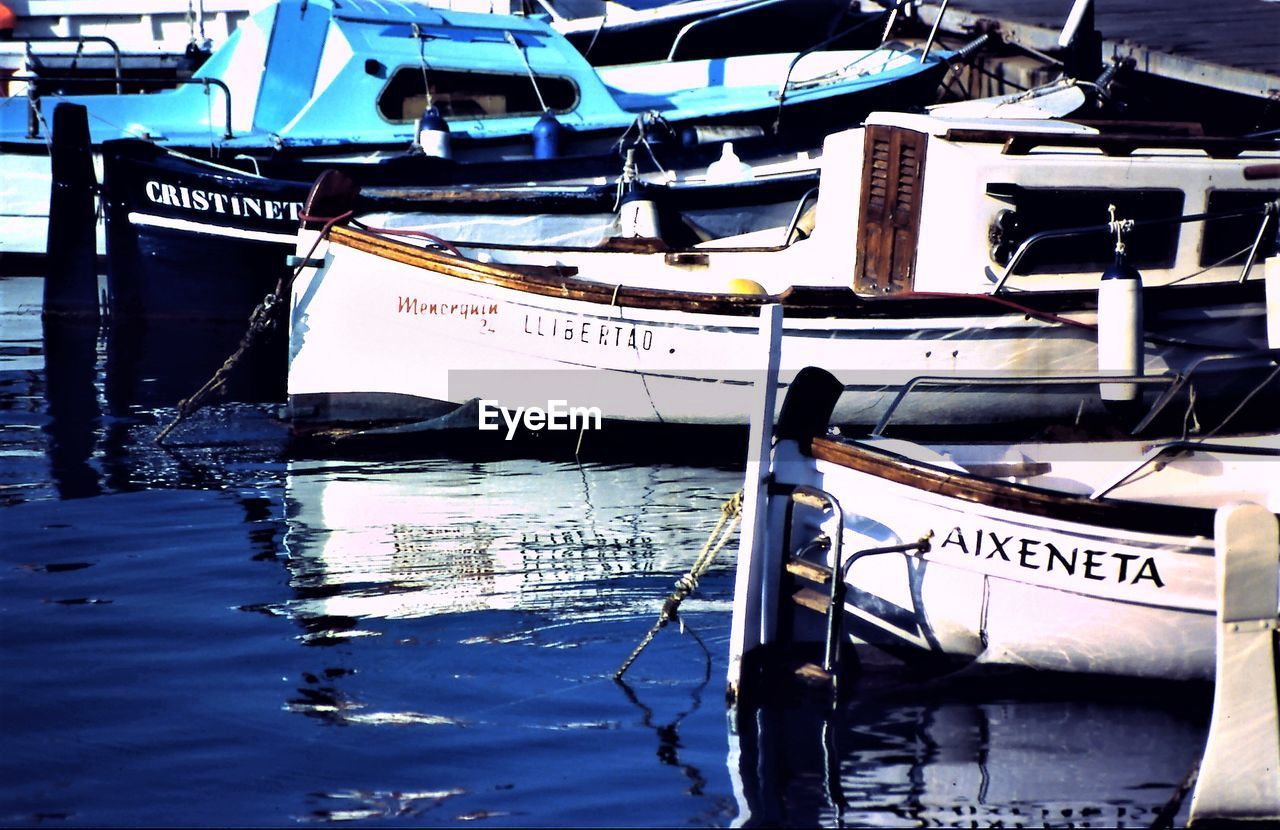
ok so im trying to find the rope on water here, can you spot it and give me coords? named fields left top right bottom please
left=153, top=209, right=352, bottom=444
left=614, top=490, right=744, bottom=680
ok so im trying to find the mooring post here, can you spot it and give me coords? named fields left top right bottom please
left=44, top=102, right=100, bottom=321
left=726, top=303, right=784, bottom=703
left=1188, top=502, right=1280, bottom=826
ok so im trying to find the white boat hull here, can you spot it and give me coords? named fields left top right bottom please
left=287, top=229, right=1268, bottom=431
left=746, top=430, right=1280, bottom=682
left=784, top=447, right=1216, bottom=679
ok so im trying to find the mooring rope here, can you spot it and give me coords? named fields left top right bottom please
left=153, top=209, right=353, bottom=444
left=614, top=489, right=744, bottom=680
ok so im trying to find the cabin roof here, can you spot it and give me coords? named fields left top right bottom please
left=324, top=0, right=548, bottom=33
left=865, top=109, right=1099, bottom=137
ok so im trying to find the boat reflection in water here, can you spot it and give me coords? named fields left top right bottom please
left=730, top=672, right=1210, bottom=828
left=277, top=455, right=741, bottom=639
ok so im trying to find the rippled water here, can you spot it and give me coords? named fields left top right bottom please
left=2, top=275, right=1210, bottom=827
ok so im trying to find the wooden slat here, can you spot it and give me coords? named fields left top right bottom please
left=786, top=558, right=832, bottom=584
left=794, top=663, right=833, bottom=685
left=792, top=586, right=831, bottom=614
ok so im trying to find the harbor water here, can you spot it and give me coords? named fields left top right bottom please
left=2, top=274, right=1211, bottom=827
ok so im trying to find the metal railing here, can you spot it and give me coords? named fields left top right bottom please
left=992, top=200, right=1279, bottom=293
left=666, top=0, right=785, bottom=62
left=11, top=35, right=124, bottom=93
left=1088, top=438, right=1280, bottom=501
left=22, top=75, right=234, bottom=140
left=869, top=372, right=1178, bottom=438
left=866, top=347, right=1280, bottom=438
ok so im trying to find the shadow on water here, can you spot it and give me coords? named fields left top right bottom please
left=102, top=317, right=286, bottom=412
left=35, top=315, right=288, bottom=495
left=41, top=317, right=101, bottom=499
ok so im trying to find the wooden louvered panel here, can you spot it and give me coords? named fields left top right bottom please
left=854, top=125, right=927, bottom=295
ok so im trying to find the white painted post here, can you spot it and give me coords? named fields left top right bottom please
left=726, top=303, right=784, bottom=702
left=1188, top=503, right=1280, bottom=826
left=1265, top=253, right=1279, bottom=350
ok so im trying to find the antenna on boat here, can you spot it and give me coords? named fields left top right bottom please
left=505, top=30, right=565, bottom=158
left=410, top=22, right=452, bottom=159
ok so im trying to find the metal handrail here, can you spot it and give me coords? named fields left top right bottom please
left=992, top=201, right=1279, bottom=293
left=868, top=348, right=1280, bottom=439
left=666, top=0, right=785, bottom=62
left=770, top=0, right=913, bottom=132
left=23, top=75, right=234, bottom=140
left=1128, top=348, right=1280, bottom=435
left=12, top=35, right=124, bottom=93
left=1088, top=439, right=1280, bottom=501
left=870, top=372, right=1180, bottom=437
left=783, top=186, right=820, bottom=246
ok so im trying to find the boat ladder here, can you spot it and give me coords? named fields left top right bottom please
left=778, top=484, right=931, bottom=696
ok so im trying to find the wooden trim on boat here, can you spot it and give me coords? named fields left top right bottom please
left=329, top=223, right=774, bottom=316
left=805, top=436, right=1219, bottom=539
left=327, top=223, right=1267, bottom=321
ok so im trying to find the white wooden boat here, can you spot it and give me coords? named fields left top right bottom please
left=727, top=365, right=1280, bottom=686
left=286, top=109, right=1279, bottom=435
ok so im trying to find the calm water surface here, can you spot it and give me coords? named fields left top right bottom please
left=1, top=275, right=1209, bottom=827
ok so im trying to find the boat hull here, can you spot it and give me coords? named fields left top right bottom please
left=794, top=444, right=1217, bottom=679
left=757, top=434, right=1280, bottom=681
left=286, top=228, right=1270, bottom=432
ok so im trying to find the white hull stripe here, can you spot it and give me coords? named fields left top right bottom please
left=127, top=212, right=295, bottom=245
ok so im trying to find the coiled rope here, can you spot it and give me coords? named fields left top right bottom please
left=154, top=209, right=352, bottom=444
left=614, top=489, right=744, bottom=680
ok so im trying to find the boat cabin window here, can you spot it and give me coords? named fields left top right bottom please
left=987, top=186, right=1184, bottom=275
left=1200, top=189, right=1279, bottom=268
left=377, top=67, right=578, bottom=122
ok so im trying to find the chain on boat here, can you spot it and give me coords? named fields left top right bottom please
left=153, top=208, right=353, bottom=444
left=614, top=490, right=744, bottom=680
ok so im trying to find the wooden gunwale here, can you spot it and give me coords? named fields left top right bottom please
left=805, top=435, right=1223, bottom=540
left=327, top=224, right=1267, bottom=321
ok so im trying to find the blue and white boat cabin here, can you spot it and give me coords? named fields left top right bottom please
left=1, top=0, right=955, bottom=156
